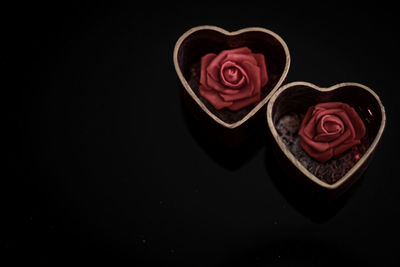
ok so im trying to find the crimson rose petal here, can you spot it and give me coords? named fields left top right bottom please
left=200, top=53, right=216, bottom=89
left=199, top=46, right=268, bottom=111
left=199, top=86, right=232, bottom=109
left=298, top=102, right=366, bottom=163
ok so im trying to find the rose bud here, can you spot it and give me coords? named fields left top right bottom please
left=298, top=102, right=366, bottom=163
left=199, top=47, right=268, bottom=111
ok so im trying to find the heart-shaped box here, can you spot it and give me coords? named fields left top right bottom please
left=174, top=26, right=386, bottom=197
left=266, top=82, right=386, bottom=197
left=174, top=25, right=290, bottom=145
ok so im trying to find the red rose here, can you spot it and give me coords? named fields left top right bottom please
left=298, top=102, right=366, bottom=163
left=199, top=47, right=269, bottom=111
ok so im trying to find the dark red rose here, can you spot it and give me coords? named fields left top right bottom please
left=199, top=47, right=268, bottom=111
left=298, top=102, right=366, bottom=163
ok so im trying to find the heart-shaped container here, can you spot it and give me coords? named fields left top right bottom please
left=174, top=25, right=290, bottom=145
left=266, top=82, right=386, bottom=197
left=174, top=26, right=386, bottom=197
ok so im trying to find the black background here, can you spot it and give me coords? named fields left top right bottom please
left=3, top=2, right=400, bottom=266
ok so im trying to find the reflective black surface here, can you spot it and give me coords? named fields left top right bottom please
left=4, top=2, right=399, bottom=266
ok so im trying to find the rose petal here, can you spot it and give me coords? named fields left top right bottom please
left=314, top=114, right=344, bottom=142
left=300, top=132, right=330, bottom=153
left=333, top=139, right=361, bottom=155
left=219, top=62, right=259, bottom=102
left=327, top=127, right=352, bottom=148
left=323, top=118, right=344, bottom=133
left=302, top=114, right=319, bottom=139
left=200, top=53, right=217, bottom=88
left=223, top=53, right=257, bottom=66
left=253, top=53, right=269, bottom=87
left=314, top=131, right=342, bottom=142
left=314, top=108, right=344, bottom=122
left=219, top=82, right=253, bottom=101
left=318, top=114, right=344, bottom=134
left=298, top=106, right=315, bottom=138
left=206, top=58, right=222, bottom=82
left=218, top=60, right=261, bottom=102
left=227, top=93, right=260, bottom=111
left=312, top=105, right=326, bottom=116
left=199, top=86, right=232, bottom=110
left=219, top=61, right=247, bottom=89
left=335, top=110, right=356, bottom=139
left=206, top=73, right=240, bottom=94
left=343, top=106, right=366, bottom=139
left=242, top=60, right=261, bottom=95
left=206, top=47, right=252, bottom=81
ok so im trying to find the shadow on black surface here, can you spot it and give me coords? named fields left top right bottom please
left=220, top=236, right=369, bottom=267
left=263, top=143, right=364, bottom=223
left=180, top=96, right=267, bottom=171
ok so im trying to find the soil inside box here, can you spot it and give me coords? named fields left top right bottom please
left=188, top=61, right=276, bottom=124
left=275, top=112, right=370, bottom=185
